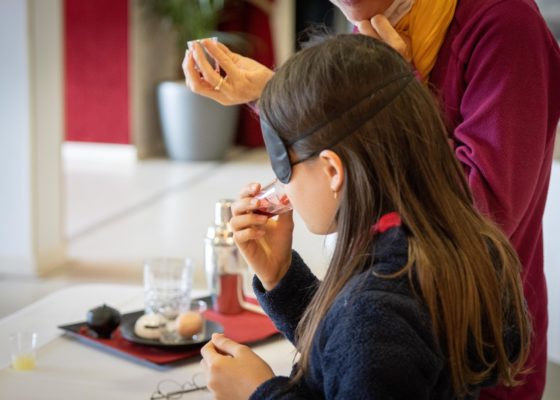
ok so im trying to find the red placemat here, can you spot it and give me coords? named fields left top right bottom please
left=59, top=299, right=278, bottom=367
left=204, top=297, right=276, bottom=344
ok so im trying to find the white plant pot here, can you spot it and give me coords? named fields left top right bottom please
left=157, top=81, right=239, bottom=161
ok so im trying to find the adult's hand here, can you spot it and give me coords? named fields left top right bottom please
left=356, top=15, right=411, bottom=63
left=183, top=39, right=274, bottom=106
left=201, top=333, right=275, bottom=400
left=230, top=183, right=294, bottom=291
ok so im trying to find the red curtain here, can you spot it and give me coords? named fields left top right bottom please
left=64, top=0, right=130, bottom=144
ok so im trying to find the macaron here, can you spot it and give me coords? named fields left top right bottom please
left=134, top=314, right=165, bottom=340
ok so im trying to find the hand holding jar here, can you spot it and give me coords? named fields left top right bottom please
left=183, top=39, right=274, bottom=106
left=230, top=181, right=294, bottom=291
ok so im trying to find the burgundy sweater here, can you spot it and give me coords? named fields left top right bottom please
left=430, top=0, right=560, bottom=398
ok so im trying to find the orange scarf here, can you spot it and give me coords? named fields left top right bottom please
left=393, top=0, right=457, bottom=80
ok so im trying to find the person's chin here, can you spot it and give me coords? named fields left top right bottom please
left=334, top=0, right=385, bottom=23
left=306, top=225, right=326, bottom=235
left=305, top=223, right=337, bottom=236
left=338, top=0, right=362, bottom=5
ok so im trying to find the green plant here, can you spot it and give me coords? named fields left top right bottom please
left=141, top=0, right=229, bottom=52
left=142, top=0, right=251, bottom=61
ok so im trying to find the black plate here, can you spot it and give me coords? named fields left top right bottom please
left=119, top=310, right=223, bottom=349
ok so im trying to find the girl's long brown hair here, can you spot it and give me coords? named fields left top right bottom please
left=259, top=34, right=530, bottom=397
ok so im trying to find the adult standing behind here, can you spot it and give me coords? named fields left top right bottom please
left=184, top=0, right=560, bottom=398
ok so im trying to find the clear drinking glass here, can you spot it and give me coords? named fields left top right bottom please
left=10, top=332, right=37, bottom=371
left=254, top=179, right=292, bottom=217
left=144, top=258, right=193, bottom=320
left=189, top=300, right=208, bottom=341
left=163, top=300, right=208, bottom=345
left=187, top=37, right=219, bottom=72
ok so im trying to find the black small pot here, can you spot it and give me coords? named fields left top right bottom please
left=86, top=304, right=121, bottom=339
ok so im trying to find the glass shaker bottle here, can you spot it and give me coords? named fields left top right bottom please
left=204, top=199, right=244, bottom=314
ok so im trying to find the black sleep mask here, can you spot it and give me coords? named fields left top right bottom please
left=261, top=72, right=414, bottom=184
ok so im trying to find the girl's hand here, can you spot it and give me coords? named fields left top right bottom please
left=230, top=183, right=294, bottom=291
left=201, top=333, right=274, bottom=400
left=183, top=39, right=274, bottom=106
left=356, top=15, right=411, bottom=63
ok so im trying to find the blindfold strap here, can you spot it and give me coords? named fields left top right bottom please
left=261, top=118, right=293, bottom=183
left=261, top=71, right=414, bottom=184
left=290, top=73, right=414, bottom=164
left=285, top=72, right=414, bottom=147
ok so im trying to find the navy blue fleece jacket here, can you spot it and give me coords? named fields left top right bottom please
left=249, top=227, right=500, bottom=399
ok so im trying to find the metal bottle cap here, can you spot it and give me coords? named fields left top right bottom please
left=206, top=199, right=235, bottom=245
left=214, top=199, right=233, bottom=226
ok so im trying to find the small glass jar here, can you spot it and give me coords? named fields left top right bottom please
left=254, top=180, right=292, bottom=217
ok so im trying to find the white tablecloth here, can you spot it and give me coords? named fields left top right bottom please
left=0, top=284, right=294, bottom=399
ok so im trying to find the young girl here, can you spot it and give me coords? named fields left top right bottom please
left=200, top=34, right=530, bottom=399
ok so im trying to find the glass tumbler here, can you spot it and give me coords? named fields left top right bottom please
left=254, top=179, right=292, bottom=217
left=10, top=332, right=37, bottom=371
left=187, top=37, right=219, bottom=72
left=144, top=258, right=193, bottom=320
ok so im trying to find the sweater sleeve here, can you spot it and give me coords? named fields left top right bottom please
left=250, top=376, right=315, bottom=400
left=253, top=250, right=320, bottom=344
left=451, top=2, right=558, bottom=236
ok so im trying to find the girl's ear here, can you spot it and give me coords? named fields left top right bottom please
left=319, top=150, right=344, bottom=193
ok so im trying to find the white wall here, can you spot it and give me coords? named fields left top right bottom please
left=130, top=0, right=176, bottom=159
left=0, top=0, right=65, bottom=276
left=544, top=161, right=560, bottom=364
left=271, top=0, right=295, bottom=66
left=0, top=0, right=34, bottom=274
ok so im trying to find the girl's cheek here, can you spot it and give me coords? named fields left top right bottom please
left=284, top=185, right=296, bottom=206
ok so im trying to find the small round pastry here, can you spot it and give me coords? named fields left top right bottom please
left=176, top=311, right=204, bottom=338
left=134, top=314, right=165, bottom=340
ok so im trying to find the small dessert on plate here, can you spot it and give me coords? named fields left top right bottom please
left=134, top=314, right=166, bottom=340
left=176, top=311, right=204, bottom=338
